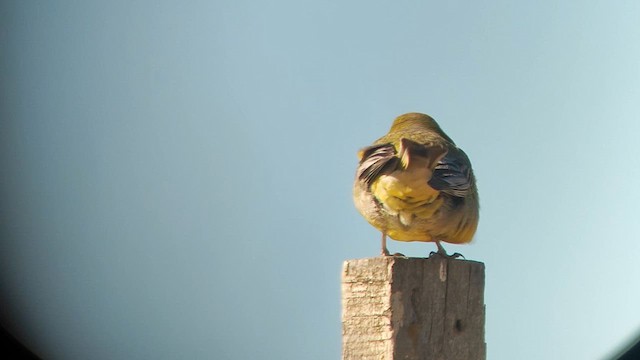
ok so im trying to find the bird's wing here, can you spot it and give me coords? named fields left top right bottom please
left=356, top=143, right=399, bottom=187
left=428, top=146, right=473, bottom=197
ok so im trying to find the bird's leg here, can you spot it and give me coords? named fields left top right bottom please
left=381, top=233, right=390, bottom=256
left=435, top=240, right=447, bottom=255
left=381, top=233, right=406, bottom=257
left=429, top=240, right=464, bottom=259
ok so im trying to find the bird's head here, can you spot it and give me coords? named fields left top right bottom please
left=389, top=113, right=454, bottom=144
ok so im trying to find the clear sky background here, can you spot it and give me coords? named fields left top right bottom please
left=1, top=1, right=640, bottom=359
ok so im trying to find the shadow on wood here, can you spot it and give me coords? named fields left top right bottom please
left=342, top=257, right=485, bottom=360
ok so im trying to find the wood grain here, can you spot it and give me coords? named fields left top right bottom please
left=342, top=257, right=485, bottom=360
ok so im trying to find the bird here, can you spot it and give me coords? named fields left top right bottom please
left=353, top=112, right=479, bottom=257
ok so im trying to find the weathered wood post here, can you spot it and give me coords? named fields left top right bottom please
left=341, top=257, right=485, bottom=360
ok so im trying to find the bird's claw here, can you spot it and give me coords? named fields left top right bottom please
left=428, top=251, right=465, bottom=259
left=381, top=250, right=407, bottom=258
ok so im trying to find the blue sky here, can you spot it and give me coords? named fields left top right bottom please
left=2, top=1, right=640, bottom=359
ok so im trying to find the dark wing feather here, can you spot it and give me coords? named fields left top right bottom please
left=356, top=144, right=399, bottom=187
left=428, top=146, right=473, bottom=197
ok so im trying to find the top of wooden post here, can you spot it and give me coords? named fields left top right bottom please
left=342, top=257, right=485, bottom=360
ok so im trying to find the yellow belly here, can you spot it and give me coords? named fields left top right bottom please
left=370, top=169, right=443, bottom=242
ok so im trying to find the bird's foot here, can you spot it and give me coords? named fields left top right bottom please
left=429, top=250, right=465, bottom=259
left=381, top=248, right=406, bottom=257
left=430, top=241, right=465, bottom=259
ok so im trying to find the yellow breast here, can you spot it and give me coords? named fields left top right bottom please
left=370, top=165, right=443, bottom=231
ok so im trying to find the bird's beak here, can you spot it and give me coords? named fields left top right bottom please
left=399, top=138, right=447, bottom=169
left=398, top=139, right=412, bottom=169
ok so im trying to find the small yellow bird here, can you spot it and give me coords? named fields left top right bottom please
left=353, top=112, right=479, bottom=256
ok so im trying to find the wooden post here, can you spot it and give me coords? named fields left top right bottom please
left=341, top=257, right=485, bottom=360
